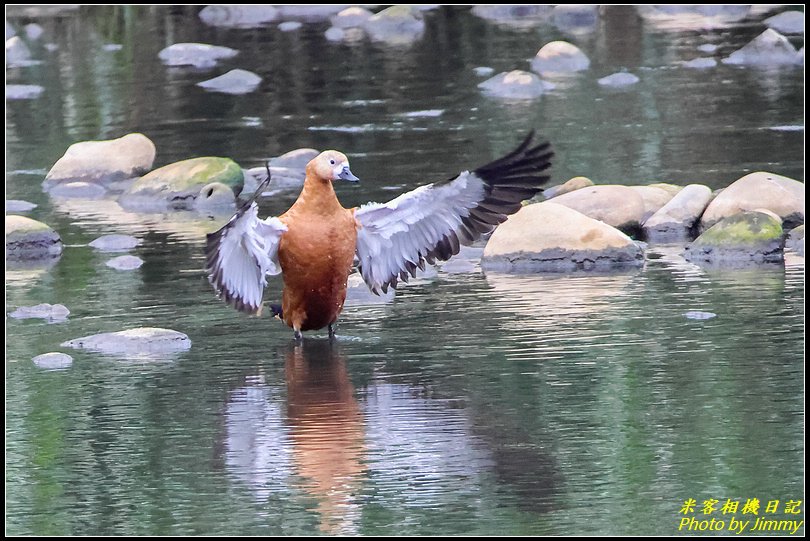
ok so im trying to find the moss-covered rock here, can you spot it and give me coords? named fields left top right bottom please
left=6, top=215, right=63, bottom=259
left=686, top=210, right=784, bottom=264
left=119, top=157, right=244, bottom=211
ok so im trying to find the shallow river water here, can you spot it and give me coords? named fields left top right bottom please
left=6, top=6, right=804, bottom=536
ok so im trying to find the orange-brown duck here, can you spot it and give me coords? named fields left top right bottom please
left=205, top=132, right=552, bottom=339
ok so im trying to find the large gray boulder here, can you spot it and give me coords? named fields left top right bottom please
left=119, top=157, right=244, bottom=211
left=700, top=171, right=804, bottom=230
left=481, top=202, right=644, bottom=272
left=43, top=133, right=156, bottom=190
left=158, top=42, right=238, bottom=68
left=243, top=147, right=320, bottom=194
left=363, top=5, right=425, bottom=45
left=723, top=29, right=801, bottom=67
left=686, top=210, right=784, bottom=265
left=6, top=215, right=63, bottom=259
left=199, top=5, right=279, bottom=27
left=197, top=69, right=262, bottom=95
left=531, top=41, right=590, bottom=75
left=643, top=184, right=713, bottom=241
left=62, top=327, right=192, bottom=355
left=764, top=11, right=804, bottom=34
left=547, top=185, right=646, bottom=234
left=478, top=70, right=545, bottom=100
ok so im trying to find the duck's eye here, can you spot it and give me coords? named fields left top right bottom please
left=329, top=159, right=335, bottom=165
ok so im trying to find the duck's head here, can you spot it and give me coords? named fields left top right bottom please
left=307, top=150, right=359, bottom=183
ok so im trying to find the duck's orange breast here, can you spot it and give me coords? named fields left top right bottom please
left=278, top=207, right=357, bottom=332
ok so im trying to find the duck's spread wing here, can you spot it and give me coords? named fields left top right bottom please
left=354, top=131, right=553, bottom=294
left=204, top=202, right=287, bottom=314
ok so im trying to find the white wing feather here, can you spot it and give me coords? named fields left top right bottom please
left=205, top=202, right=287, bottom=314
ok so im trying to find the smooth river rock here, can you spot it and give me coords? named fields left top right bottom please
left=363, top=5, right=425, bottom=45
left=700, top=171, right=804, bottom=230
left=785, top=224, right=804, bottom=256
left=105, top=255, right=144, bottom=270
left=32, top=352, right=73, bottom=370
left=6, top=35, right=31, bottom=67
left=531, top=41, right=590, bottom=75
left=197, top=69, right=262, bottom=95
left=119, top=157, right=244, bottom=211
left=89, top=234, right=141, bottom=252
left=43, top=133, right=156, bottom=189
left=723, top=29, right=802, bottom=67
left=629, top=186, right=676, bottom=223
left=199, top=5, right=279, bottom=28
left=61, top=327, right=192, bottom=355
left=543, top=176, right=594, bottom=199
left=6, top=199, right=37, bottom=212
left=158, top=42, right=239, bottom=68
left=686, top=210, right=784, bottom=265
left=643, top=184, right=713, bottom=241
left=48, top=181, right=107, bottom=199
left=683, top=57, right=718, bottom=69
left=598, top=72, right=640, bottom=87
left=6, top=215, right=63, bottom=259
left=478, top=70, right=545, bottom=100
left=482, top=202, right=644, bottom=272
left=9, top=303, right=70, bottom=321
left=548, top=185, right=646, bottom=234
left=331, top=6, right=373, bottom=28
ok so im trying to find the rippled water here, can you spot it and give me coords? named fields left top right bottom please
left=6, top=6, right=804, bottom=536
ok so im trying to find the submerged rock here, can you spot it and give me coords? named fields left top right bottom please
left=700, top=171, right=804, bottom=230
left=363, top=5, right=425, bottom=45
left=683, top=57, right=717, bottom=69
left=548, top=185, right=646, bottom=234
left=62, top=327, right=192, bottom=355
left=32, top=352, right=73, bottom=370
left=686, top=211, right=784, bottom=264
left=24, top=23, right=44, bottom=40
left=598, top=72, right=640, bottom=87
left=43, top=133, right=156, bottom=189
left=6, top=215, right=63, bottom=259
left=6, top=199, right=37, bottom=212
left=478, top=70, right=545, bottom=99
left=482, top=202, right=644, bottom=272
left=9, top=303, right=70, bottom=321
left=471, top=5, right=553, bottom=29
left=785, top=224, right=804, bottom=256
left=6, top=84, right=44, bottom=100
left=643, top=184, right=713, bottom=242
left=764, top=11, right=804, bottom=34
left=158, top=42, right=238, bottom=68
left=49, top=181, right=106, bottom=199
left=199, top=5, right=279, bottom=27
left=89, top=234, right=141, bottom=252
left=543, top=176, right=594, bottom=199
left=119, top=157, right=244, bottom=211
left=105, top=255, right=144, bottom=270
left=197, top=69, right=262, bottom=95
left=473, top=66, right=495, bottom=77
left=723, top=29, right=801, bottom=67
left=531, top=41, right=590, bottom=75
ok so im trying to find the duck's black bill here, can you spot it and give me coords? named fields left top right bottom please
left=339, top=166, right=359, bottom=182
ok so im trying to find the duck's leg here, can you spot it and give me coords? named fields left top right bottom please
left=328, top=323, right=336, bottom=339
left=294, top=328, right=303, bottom=341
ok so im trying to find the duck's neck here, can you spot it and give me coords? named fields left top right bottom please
left=293, top=175, right=344, bottom=216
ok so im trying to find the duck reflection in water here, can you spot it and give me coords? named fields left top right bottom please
left=285, top=339, right=366, bottom=534
left=221, top=340, right=366, bottom=534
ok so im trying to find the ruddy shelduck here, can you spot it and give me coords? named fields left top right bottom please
left=205, top=132, right=553, bottom=339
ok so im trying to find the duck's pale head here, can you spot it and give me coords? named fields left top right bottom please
left=307, top=150, right=359, bottom=183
